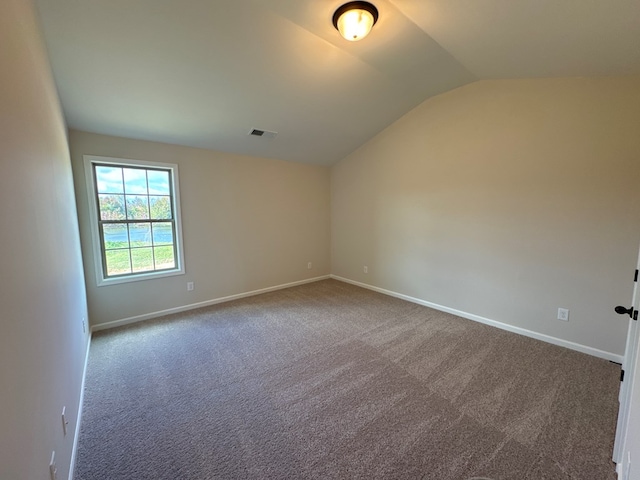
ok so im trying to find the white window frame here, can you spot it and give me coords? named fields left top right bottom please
left=84, top=155, right=186, bottom=286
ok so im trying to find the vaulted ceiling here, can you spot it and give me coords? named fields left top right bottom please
left=34, top=0, right=640, bottom=165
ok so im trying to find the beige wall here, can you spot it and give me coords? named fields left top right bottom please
left=69, top=131, right=331, bottom=328
left=0, top=1, right=90, bottom=479
left=332, top=77, right=640, bottom=357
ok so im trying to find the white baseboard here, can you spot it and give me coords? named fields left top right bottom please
left=91, top=275, right=331, bottom=332
left=68, top=333, right=91, bottom=480
left=90, top=272, right=623, bottom=363
left=331, top=275, right=623, bottom=363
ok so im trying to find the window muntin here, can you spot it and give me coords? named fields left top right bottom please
left=84, top=156, right=185, bottom=285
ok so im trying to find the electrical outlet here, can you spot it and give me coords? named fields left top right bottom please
left=363, top=266, right=368, bottom=274
left=187, top=282, right=194, bottom=291
left=307, top=262, right=312, bottom=269
left=61, top=406, right=68, bottom=436
left=557, top=308, right=569, bottom=321
left=49, top=451, right=57, bottom=480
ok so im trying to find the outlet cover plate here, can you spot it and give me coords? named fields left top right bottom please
left=49, top=451, right=57, bottom=480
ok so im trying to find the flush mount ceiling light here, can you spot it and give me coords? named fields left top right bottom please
left=332, top=1, right=379, bottom=42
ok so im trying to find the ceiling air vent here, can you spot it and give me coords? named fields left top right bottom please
left=248, top=128, right=277, bottom=139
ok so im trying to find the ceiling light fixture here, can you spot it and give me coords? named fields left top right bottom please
left=332, top=1, right=379, bottom=42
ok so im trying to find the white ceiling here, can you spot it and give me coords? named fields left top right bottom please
left=34, top=0, right=640, bottom=166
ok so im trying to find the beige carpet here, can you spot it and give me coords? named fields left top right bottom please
left=76, top=279, right=620, bottom=479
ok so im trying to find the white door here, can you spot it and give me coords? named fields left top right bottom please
left=613, top=250, right=640, bottom=479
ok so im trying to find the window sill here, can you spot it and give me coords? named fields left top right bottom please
left=96, top=267, right=185, bottom=287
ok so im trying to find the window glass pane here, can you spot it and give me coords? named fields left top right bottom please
left=103, top=224, right=129, bottom=249
left=152, top=222, right=174, bottom=245
left=95, top=166, right=123, bottom=193
left=123, top=168, right=148, bottom=194
left=154, top=246, right=175, bottom=270
left=148, top=170, right=170, bottom=195
left=105, top=249, right=131, bottom=276
left=88, top=157, right=183, bottom=283
left=98, top=194, right=126, bottom=220
left=126, top=195, right=150, bottom=220
left=129, top=223, right=152, bottom=247
left=149, top=196, right=172, bottom=219
left=131, top=247, right=154, bottom=272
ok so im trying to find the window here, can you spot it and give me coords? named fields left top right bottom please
left=84, top=155, right=185, bottom=285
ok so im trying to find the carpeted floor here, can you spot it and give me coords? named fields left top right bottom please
left=75, top=279, right=620, bottom=479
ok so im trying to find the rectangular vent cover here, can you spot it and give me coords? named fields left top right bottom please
left=249, top=128, right=277, bottom=139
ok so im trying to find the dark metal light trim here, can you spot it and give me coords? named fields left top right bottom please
left=332, top=1, right=379, bottom=30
